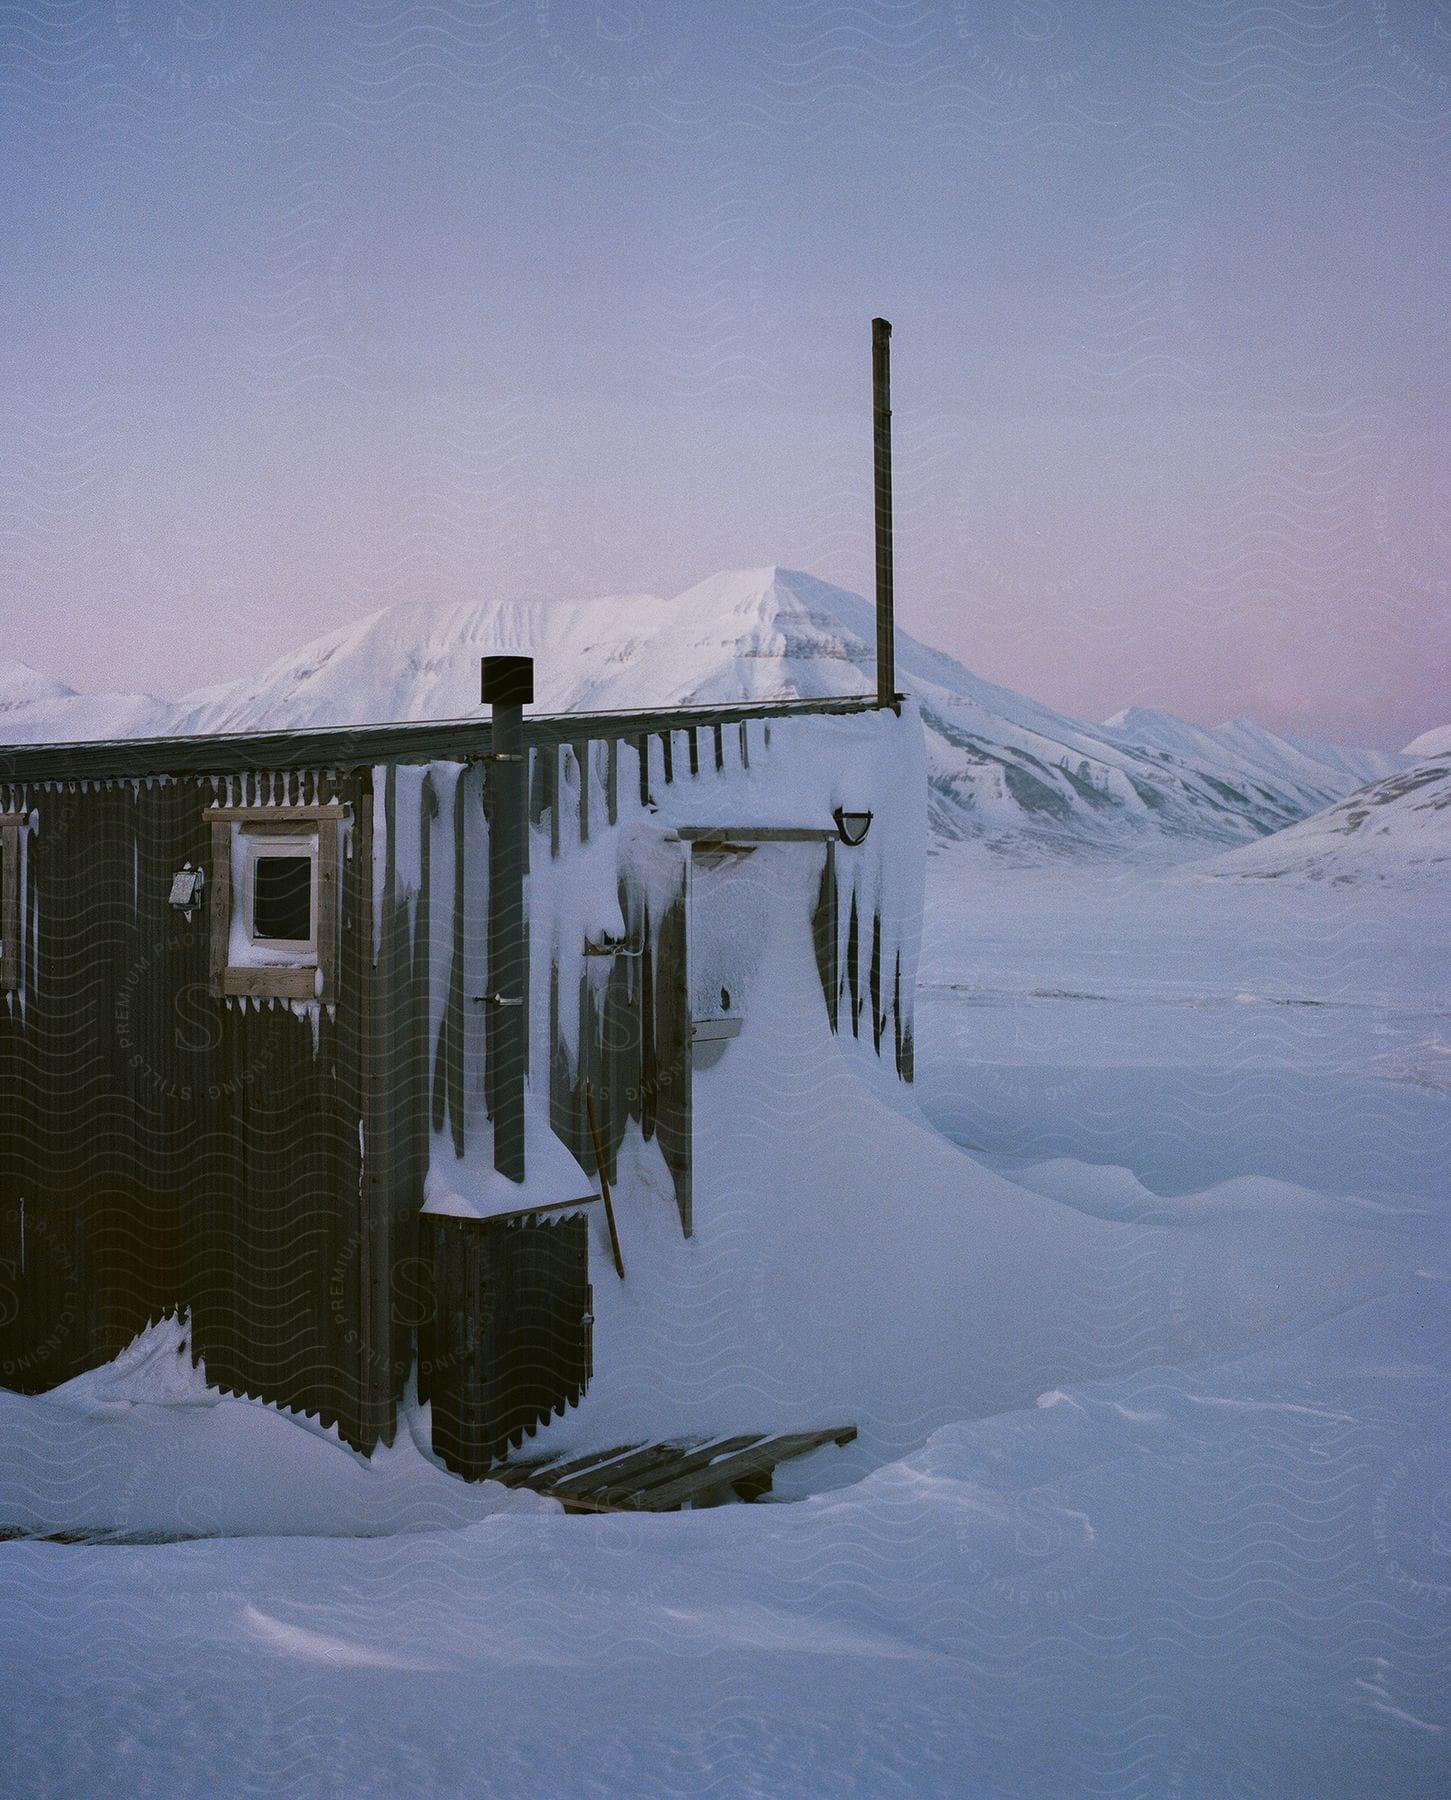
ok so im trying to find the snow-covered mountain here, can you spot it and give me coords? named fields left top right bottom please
left=1201, top=756, right=1451, bottom=886
left=0, top=568, right=1411, bottom=858
left=0, top=659, right=167, bottom=743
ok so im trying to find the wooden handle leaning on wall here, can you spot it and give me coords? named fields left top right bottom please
left=585, top=1082, right=626, bottom=1281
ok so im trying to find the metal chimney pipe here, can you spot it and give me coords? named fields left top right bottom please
left=872, top=317, right=895, bottom=708
left=481, top=654, right=532, bottom=1183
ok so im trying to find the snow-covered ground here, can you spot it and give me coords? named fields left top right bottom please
left=3, top=851, right=1447, bottom=1797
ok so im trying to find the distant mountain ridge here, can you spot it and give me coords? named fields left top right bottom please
left=0, top=567, right=1413, bottom=859
left=1203, top=757, right=1450, bottom=886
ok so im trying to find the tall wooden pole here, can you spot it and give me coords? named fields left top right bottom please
left=482, top=654, right=532, bottom=1183
left=872, top=317, right=895, bottom=708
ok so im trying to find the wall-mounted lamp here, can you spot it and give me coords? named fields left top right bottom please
left=833, top=807, right=874, bottom=846
left=168, top=866, right=205, bottom=911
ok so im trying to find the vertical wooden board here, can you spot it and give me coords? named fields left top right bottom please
left=447, top=773, right=466, bottom=1157
left=208, top=821, right=232, bottom=998
left=870, top=911, right=884, bottom=1051
left=350, top=770, right=400, bottom=1445
left=599, top=882, right=636, bottom=1176
left=638, top=899, right=656, bottom=1143
left=548, top=960, right=570, bottom=1144
left=574, top=741, right=590, bottom=845
left=0, top=822, right=17, bottom=991
left=893, top=950, right=910, bottom=1083
left=713, top=724, right=724, bottom=773
left=605, top=737, right=619, bottom=827
left=573, top=964, right=605, bottom=1173
left=846, top=893, right=860, bottom=1037
left=636, top=735, right=650, bottom=809
left=316, top=819, right=339, bottom=1005
left=660, top=733, right=673, bottom=786
left=812, top=840, right=839, bottom=1034
left=654, top=859, right=692, bottom=1238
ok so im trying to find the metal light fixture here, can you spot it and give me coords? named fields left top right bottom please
left=833, top=806, right=873, bottom=846
left=168, top=865, right=205, bottom=911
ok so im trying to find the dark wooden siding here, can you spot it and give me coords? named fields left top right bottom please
left=418, top=1211, right=591, bottom=1478
left=0, top=770, right=394, bottom=1446
left=2, top=701, right=914, bottom=1467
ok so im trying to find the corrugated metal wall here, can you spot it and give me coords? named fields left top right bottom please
left=0, top=769, right=385, bottom=1445
left=1, top=706, right=916, bottom=1466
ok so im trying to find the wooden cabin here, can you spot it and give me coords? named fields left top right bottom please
left=0, top=673, right=923, bottom=1476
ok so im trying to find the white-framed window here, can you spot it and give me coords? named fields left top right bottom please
left=204, top=804, right=345, bottom=1003
left=242, top=832, right=319, bottom=955
left=0, top=814, right=23, bottom=995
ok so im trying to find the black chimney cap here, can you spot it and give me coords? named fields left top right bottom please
left=480, top=655, right=534, bottom=707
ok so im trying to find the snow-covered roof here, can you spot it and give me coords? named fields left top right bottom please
left=0, top=693, right=884, bottom=786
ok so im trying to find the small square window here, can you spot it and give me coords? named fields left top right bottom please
left=248, top=845, right=316, bottom=950
left=204, top=806, right=344, bottom=1003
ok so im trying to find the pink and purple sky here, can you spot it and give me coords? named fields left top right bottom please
left=2, top=1, right=1446, bottom=747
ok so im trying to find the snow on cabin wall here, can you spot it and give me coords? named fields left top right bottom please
left=382, top=702, right=926, bottom=1230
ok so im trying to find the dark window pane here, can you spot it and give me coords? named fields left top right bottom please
left=253, top=855, right=313, bottom=942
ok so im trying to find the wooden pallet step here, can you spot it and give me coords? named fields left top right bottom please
left=545, top=1439, right=705, bottom=1503
left=583, top=1434, right=768, bottom=1508
left=495, top=1424, right=858, bottom=1513
left=624, top=1426, right=857, bottom=1513
left=494, top=1441, right=649, bottom=1490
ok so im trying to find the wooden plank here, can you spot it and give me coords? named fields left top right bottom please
left=315, top=820, right=339, bottom=1006
left=621, top=1427, right=856, bottom=1512
left=814, top=838, right=839, bottom=1035
left=690, top=1016, right=743, bottom=1044
left=0, top=821, right=18, bottom=992
left=221, top=966, right=318, bottom=1000
left=675, top=826, right=837, bottom=843
left=576, top=1433, right=765, bottom=1506
left=547, top=744, right=560, bottom=859
left=574, top=741, right=589, bottom=845
left=498, top=1441, right=649, bottom=1489
left=655, top=856, right=692, bottom=1239
left=207, top=821, right=232, bottom=999
left=205, top=803, right=350, bottom=821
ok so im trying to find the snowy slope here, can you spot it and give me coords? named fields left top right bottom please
left=1405, top=723, right=1451, bottom=758
left=1202, top=758, right=1451, bottom=885
left=1102, top=705, right=1403, bottom=813
left=0, top=658, right=167, bottom=743
left=1, top=567, right=1408, bottom=856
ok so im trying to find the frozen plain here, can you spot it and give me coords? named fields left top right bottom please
left=2, top=844, right=1447, bottom=1798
